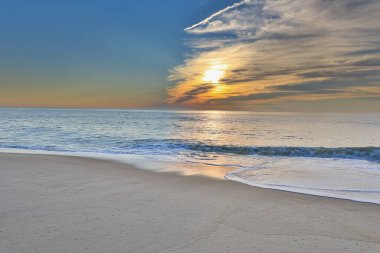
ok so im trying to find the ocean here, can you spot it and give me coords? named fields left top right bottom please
left=1, top=108, right=379, bottom=204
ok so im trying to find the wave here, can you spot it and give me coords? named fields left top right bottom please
left=2, top=139, right=380, bottom=162
left=128, top=140, right=380, bottom=162
left=186, top=144, right=380, bottom=162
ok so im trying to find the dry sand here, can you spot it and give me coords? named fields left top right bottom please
left=0, top=153, right=379, bottom=253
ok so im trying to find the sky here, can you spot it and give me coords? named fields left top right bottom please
left=1, top=0, right=380, bottom=111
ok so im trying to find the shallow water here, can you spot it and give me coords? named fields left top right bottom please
left=1, top=108, right=379, bottom=203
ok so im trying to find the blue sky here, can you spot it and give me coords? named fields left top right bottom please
left=0, top=0, right=234, bottom=108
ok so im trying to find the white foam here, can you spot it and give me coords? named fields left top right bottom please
left=226, top=157, right=380, bottom=204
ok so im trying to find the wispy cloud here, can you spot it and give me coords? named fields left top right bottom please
left=168, top=0, right=380, bottom=109
left=184, top=0, right=248, bottom=32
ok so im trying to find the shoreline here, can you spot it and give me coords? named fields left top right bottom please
left=1, top=153, right=380, bottom=252
left=0, top=148, right=234, bottom=179
left=1, top=149, right=380, bottom=205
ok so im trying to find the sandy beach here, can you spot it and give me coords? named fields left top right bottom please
left=0, top=153, right=379, bottom=253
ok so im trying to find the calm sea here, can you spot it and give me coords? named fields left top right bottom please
left=1, top=108, right=379, bottom=203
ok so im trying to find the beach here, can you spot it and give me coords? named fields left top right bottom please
left=2, top=0, right=380, bottom=252
left=1, top=153, right=379, bottom=253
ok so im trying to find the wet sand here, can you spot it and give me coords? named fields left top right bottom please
left=0, top=153, right=379, bottom=252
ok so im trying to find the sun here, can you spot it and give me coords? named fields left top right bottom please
left=202, top=65, right=227, bottom=84
left=203, top=69, right=224, bottom=83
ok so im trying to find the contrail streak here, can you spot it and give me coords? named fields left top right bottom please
left=184, top=0, right=248, bottom=32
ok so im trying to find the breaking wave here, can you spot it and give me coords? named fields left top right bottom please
left=2, top=139, right=380, bottom=163
left=185, top=144, right=380, bottom=162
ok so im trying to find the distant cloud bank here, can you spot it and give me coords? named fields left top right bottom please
left=167, top=0, right=380, bottom=109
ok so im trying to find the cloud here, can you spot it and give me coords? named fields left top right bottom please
left=167, top=0, right=380, bottom=109
left=184, top=0, right=249, bottom=32
left=174, top=84, right=214, bottom=104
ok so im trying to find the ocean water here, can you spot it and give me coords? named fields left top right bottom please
left=1, top=108, right=380, bottom=204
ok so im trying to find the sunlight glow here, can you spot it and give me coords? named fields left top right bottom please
left=202, top=64, right=227, bottom=84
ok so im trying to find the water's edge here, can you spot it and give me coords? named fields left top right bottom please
left=225, top=169, right=380, bottom=205
left=1, top=148, right=379, bottom=205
